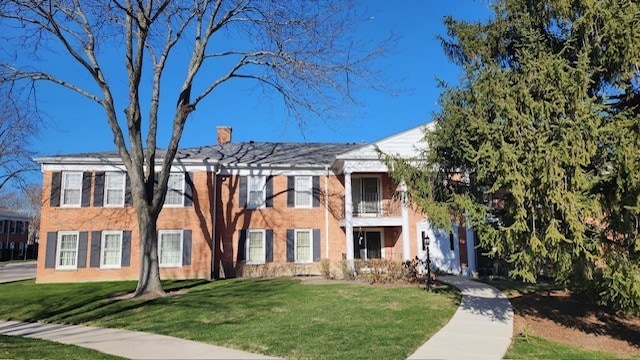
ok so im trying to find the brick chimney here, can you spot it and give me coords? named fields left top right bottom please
left=216, top=126, right=232, bottom=145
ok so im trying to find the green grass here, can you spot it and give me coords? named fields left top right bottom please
left=506, top=334, right=625, bottom=359
left=0, top=279, right=459, bottom=359
left=0, top=335, right=124, bottom=360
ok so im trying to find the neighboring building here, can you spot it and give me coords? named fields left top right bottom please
left=0, top=209, right=31, bottom=261
left=35, top=124, right=477, bottom=283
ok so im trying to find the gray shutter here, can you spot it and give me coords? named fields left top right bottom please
left=312, top=176, right=321, bottom=207
left=313, top=229, right=321, bottom=262
left=93, top=172, right=105, bottom=206
left=90, top=231, right=101, bottom=268
left=77, top=232, right=88, bottom=268
left=239, top=176, right=247, bottom=208
left=286, top=229, right=294, bottom=262
left=121, top=231, right=131, bottom=267
left=50, top=172, right=62, bottom=207
left=184, top=172, right=194, bottom=206
left=265, top=176, right=273, bottom=207
left=287, top=176, right=295, bottom=207
left=81, top=172, right=92, bottom=207
left=182, top=230, right=192, bottom=265
left=44, top=232, right=57, bottom=268
left=125, top=174, right=133, bottom=205
left=237, top=230, right=246, bottom=261
left=265, top=230, right=273, bottom=263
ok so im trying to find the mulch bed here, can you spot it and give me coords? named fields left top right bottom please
left=509, top=289, right=640, bottom=358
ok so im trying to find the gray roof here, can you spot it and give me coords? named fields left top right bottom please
left=0, top=209, right=29, bottom=220
left=37, top=142, right=361, bottom=167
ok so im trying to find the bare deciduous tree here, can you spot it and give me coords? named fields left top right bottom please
left=0, top=84, right=38, bottom=191
left=0, top=0, right=386, bottom=297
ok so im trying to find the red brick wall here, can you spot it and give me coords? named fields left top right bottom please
left=37, top=171, right=213, bottom=283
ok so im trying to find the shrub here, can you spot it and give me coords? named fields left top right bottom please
left=319, top=259, right=332, bottom=279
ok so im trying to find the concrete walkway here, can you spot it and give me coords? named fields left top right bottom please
left=0, top=320, right=276, bottom=359
left=408, top=276, right=513, bottom=360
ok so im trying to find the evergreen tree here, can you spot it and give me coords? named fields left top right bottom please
left=387, top=0, right=640, bottom=313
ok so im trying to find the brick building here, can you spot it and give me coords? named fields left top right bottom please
left=35, top=124, right=477, bottom=283
left=0, top=209, right=31, bottom=261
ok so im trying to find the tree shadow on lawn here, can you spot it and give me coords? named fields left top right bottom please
left=511, top=289, right=640, bottom=349
left=37, top=278, right=297, bottom=327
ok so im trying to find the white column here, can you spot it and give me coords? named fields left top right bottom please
left=401, top=180, right=410, bottom=260
left=344, top=171, right=354, bottom=263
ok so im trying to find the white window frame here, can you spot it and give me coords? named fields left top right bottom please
left=158, top=230, right=183, bottom=268
left=56, top=231, right=79, bottom=270
left=245, top=229, right=266, bottom=265
left=294, top=176, right=313, bottom=208
left=246, top=176, right=266, bottom=209
left=18, top=242, right=24, bottom=256
left=164, top=173, right=185, bottom=207
left=104, top=172, right=126, bottom=207
left=9, top=221, right=16, bottom=234
left=295, top=229, right=313, bottom=264
left=61, top=171, right=83, bottom=207
left=100, top=230, right=123, bottom=269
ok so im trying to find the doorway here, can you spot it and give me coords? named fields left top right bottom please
left=353, top=230, right=382, bottom=260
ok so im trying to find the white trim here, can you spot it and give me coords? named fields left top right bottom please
left=103, top=172, right=126, bottom=208
left=56, top=231, right=79, bottom=270
left=164, top=173, right=186, bottom=207
left=294, top=176, right=313, bottom=208
left=219, top=168, right=338, bottom=176
left=100, top=230, right=123, bottom=269
left=158, top=230, right=183, bottom=268
left=245, top=229, right=266, bottom=265
left=294, top=229, right=313, bottom=264
left=61, top=171, right=83, bottom=208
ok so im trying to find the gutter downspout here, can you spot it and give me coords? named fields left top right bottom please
left=324, top=166, right=330, bottom=259
left=211, top=164, right=222, bottom=279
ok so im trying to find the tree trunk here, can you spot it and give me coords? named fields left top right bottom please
left=133, top=206, right=165, bottom=298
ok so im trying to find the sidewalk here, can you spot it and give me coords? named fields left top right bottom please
left=0, top=320, right=277, bottom=359
left=408, top=276, right=513, bottom=360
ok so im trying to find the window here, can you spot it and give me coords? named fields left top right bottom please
left=104, top=172, right=126, bottom=206
left=246, top=230, right=265, bottom=264
left=101, top=231, right=122, bottom=268
left=247, top=176, right=266, bottom=209
left=0, top=242, right=3, bottom=250
left=16, top=221, right=24, bottom=234
left=165, top=173, right=185, bottom=206
left=0, top=221, right=4, bottom=234
left=295, top=229, right=312, bottom=263
left=18, top=242, right=24, bottom=256
left=158, top=230, right=182, bottom=267
left=61, top=172, right=83, bottom=206
left=9, top=221, right=16, bottom=234
left=56, top=231, right=79, bottom=270
left=295, top=176, right=312, bottom=207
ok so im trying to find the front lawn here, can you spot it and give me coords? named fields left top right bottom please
left=507, top=334, right=622, bottom=359
left=0, top=278, right=459, bottom=359
left=0, top=335, right=124, bottom=360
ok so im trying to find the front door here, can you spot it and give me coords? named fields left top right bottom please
left=353, top=230, right=382, bottom=260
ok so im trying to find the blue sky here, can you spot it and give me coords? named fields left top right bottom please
left=29, top=1, right=492, bottom=180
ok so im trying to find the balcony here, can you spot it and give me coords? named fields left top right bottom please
left=340, top=193, right=402, bottom=227
left=353, top=193, right=401, bottom=217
